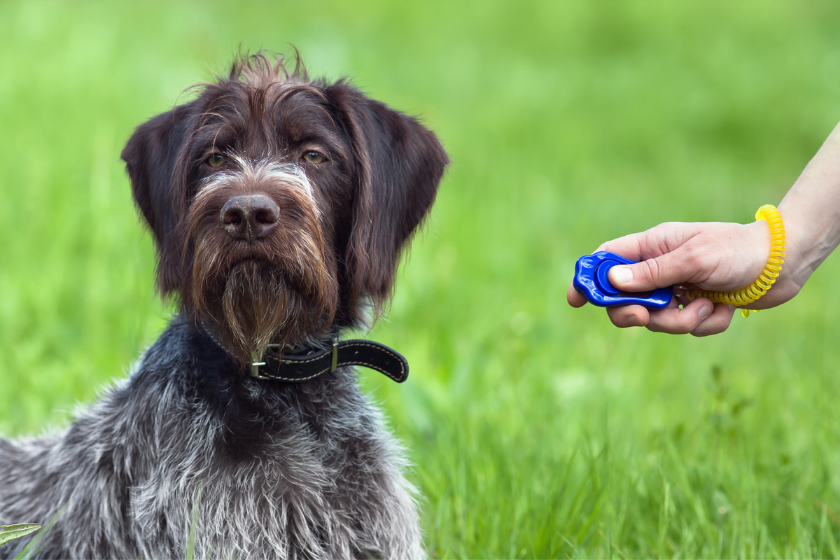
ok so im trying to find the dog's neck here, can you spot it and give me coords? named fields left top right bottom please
left=197, top=317, right=336, bottom=358
left=194, top=316, right=409, bottom=384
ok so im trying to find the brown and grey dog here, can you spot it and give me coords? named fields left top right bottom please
left=0, top=53, right=448, bottom=559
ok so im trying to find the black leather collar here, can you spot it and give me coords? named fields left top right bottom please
left=199, top=321, right=408, bottom=383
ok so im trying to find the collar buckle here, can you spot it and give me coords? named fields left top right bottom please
left=250, top=345, right=280, bottom=379
left=250, top=360, right=268, bottom=379
left=330, top=338, right=339, bottom=372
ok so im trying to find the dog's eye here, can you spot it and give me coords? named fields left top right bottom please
left=302, top=151, right=326, bottom=164
left=207, top=154, right=225, bottom=167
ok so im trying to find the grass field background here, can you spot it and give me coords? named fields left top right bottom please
left=3, top=1, right=840, bottom=557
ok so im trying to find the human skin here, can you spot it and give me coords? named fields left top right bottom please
left=567, top=121, right=840, bottom=336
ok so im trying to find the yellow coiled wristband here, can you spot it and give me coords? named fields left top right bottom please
left=684, top=204, right=786, bottom=317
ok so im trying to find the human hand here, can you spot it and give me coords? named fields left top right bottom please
left=567, top=220, right=802, bottom=336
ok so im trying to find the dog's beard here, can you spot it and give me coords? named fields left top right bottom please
left=189, top=229, right=338, bottom=366
left=219, top=260, right=291, bottom=364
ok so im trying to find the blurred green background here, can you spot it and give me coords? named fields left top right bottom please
left=3, top=1, right=840, bottom=557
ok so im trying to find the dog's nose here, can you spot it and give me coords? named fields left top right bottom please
left=220, top=195, right=279, bottom=241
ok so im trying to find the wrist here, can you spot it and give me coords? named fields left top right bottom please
left=777, top=201, right=821, bottom=292
left=747, top=204, right=801, bottom=307
left=725, top=207, right=797, bottom=310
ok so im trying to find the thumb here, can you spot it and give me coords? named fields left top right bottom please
left=608, top=250, right=692, bottom=292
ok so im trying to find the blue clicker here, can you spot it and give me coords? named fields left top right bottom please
left=573, top=251, right=673, bottom=309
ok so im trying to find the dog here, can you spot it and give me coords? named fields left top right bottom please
left=0, top=53, right=448, bottom=559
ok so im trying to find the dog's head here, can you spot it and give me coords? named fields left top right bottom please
left=121, top=53, right=448, bottom=366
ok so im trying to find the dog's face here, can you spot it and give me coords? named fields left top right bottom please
left=121, top=55, right=448, bottom=366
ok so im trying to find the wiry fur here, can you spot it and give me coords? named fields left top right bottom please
left=0, top=52, right=448, bottom=559
left=0, top=324, right=422, bottom=559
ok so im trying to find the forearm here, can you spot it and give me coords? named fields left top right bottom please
left=778, top=121, right=840, bottom=291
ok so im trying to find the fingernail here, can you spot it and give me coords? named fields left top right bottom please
left=611, top=266, right=632, bottom=286
left=698, top=305, right=713, bottom=320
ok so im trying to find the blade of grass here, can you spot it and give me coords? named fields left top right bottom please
left=185, top=483, right=203, bottom=560
left=0, top=525, right=40, bottom=547
left=16, top=504, right=67, bottom=560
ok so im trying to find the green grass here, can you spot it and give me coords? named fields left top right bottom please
left=3, top=1, right=840, bottom=557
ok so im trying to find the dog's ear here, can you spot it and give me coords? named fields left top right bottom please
left=121, top=103, right=194, bottom=295
left=327, top=83, right=449, bottom=318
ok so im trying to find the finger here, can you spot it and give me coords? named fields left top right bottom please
left=598, top=223, right=696, bottom=262
left=567, top=282, right=588, bottom=308
left=606, top=304, right=650, bottom=328
left=608, top=244, right=697, bottom=293
left=596, top=235, right=645, bottom=261
left=691, top=303, right=736, bottom=337
left=644, top=298, right=714, bottom=334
